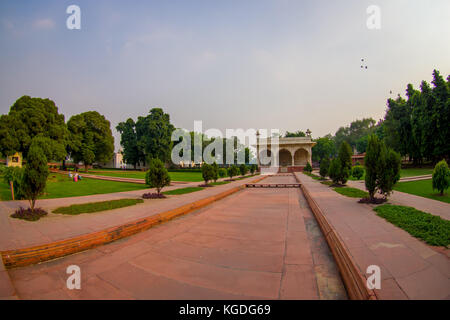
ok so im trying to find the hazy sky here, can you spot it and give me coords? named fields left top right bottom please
left=1, top=0, right=449, bottom=151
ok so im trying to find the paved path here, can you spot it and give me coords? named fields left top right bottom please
left=6, top=175, right=347, bottom=300
left=0, top=175, right=257, bottom=251
left=346, top=180, right=450, bottom=221
left=296, top=173, right=450, bottom=300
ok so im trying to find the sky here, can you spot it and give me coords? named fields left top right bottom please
left=1, top=0, right=449, bottom=151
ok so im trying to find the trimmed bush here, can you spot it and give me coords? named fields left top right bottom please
left=352, top=165, right=365, bottom=180
left=211, top=162, right=219, bottom=182
left=304, top=162, right=313, bottom=173
left=218, top=168, right=227, bottom=178
left=227, top=165, right=239, bottom=180
left=201, top=163, right=215, bottom=185
left=145, top=158, right=171, bottom=195
left=239, top=164, right=248, bottom=176
left=432, top=159, right=450, bottom=195
left=22, top=144, right=49, bottom=211
left=337, top=141, right=352, bottom=184
left=249, top=164, right=257, bottom=175
left=328, top=159, right=341, bottom=185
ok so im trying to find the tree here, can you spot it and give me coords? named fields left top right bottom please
left=0, top=96, right=69, bottom=160
left=377, top=146, right=401, bottom=199
left=319, top=158, right=330, bottom=178
left=1, top=166, right=24, bottom=200
left=352, top=166, right=364, bottom=180
left=312, top=135, right=335, bottom=162
left=239, top=164, right=248, bottom=176
left=365, top=135, right=381, bottom=201
left=211, top=162, right=219, bottom=182
left=328, top=159, right=341, bottom=185
left=202, top=163, right=215, bottom=185
left=227, top=165, right=239, bottom=180
left=145, top=158, right=171, bottom=195
left=432, top=160, right=450, bottom=195
left=304, top=162, right=313, bottom=173
left=21, top=144, right=49, bottom=211
left=116, top=119, right=142, bottom=169
left=334, top=118, right=376, bottom=152
left=337, top=141, right=352, bottom=184
left=136, top=108, right=175, bottom=164
left=250, top=164, right=257, bottom=175
left=67, top=111, right=115, bottom=172
left=218, top=168, right=227, bottom=178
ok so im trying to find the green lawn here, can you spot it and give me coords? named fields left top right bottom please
left=374, top=204, right=450, bottom=247
left=348, top=167, right=433, bottom=181
left=393, top=179, right=449, bottom=203
left=0, top=173, right=148, bottom=201
left=53, top=198, right=143, bottom=215
left=211, top=181, right=231, bottom=186
left=163, top=187, right=204, bottom=195
left=333, top=187, right=369, bottom=198
left=88, top=170, right=203, bottom=182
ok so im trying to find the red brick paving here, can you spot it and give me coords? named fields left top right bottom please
left=296, top=173, right=450, bottom=300
left=5, top=175, right=347, bottom=300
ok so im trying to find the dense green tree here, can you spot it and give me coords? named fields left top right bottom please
left=352, top=166, right=365, bottom=180
left=319, top=158, right=330, bottom=178
left=135, top=108, right=175, bottom=164
left=227, top=165, right=239, bottom=180
left=432, top=160, right=450, bottom=195
left=304, top=162, right=313, bottom=173
left=0, top=96, right=69, bottom=160
left=145, top=158, right=171, bottom=194
left=1, top=166, right=24, bottom=200
left=328, top=159, right=341, bottom=185
left=312, top=135, right=335, bottom=162
left=377, top=145, right=401, bottom=198
left=239, top=163, right=248, bottom=176
left=218, top=168, right=227, bottom=178
left=365, top=135, right=381, bottom=201
left=202, top=163, right=215, bottom=185
left=116, top=119, right=142, bottom=169
left=249, top=164, right=257, bottom=175
left=21, top=144, right=49, bottom=211
left=337, top=141, right=352, bottom=184
left=334, top=118, right=376, bottom=151
left=211, top=162, right=219, bottom=182
left=67, top=111, right=115, bottom=172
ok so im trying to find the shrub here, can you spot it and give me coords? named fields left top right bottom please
left=211, top=162, right=219, bottom=182
left=364, top=135, right=401, bottom=201
left=218, top=168, right=227, bottom=178
left=304, top=162, right=313, bottom=173
left=201, top=163, right=215, bottom=185
left=1, top=166, right=24, bottom=199
left=249, top=164, right=257, bottom=175
left=21, top=144, right=49, bottom=211
left=145, top=158, right=171, bottom=195
left=239, top=164, right=248, bottom=176
left=227, top=165, right=239, bottom=180
left=11, top=207, right=48, bottom=221
left=352, top=165, right=365, bottom=180
left=328, top=159, right=341, bottom=185
left=319, top=158, right=330, bottom=178
left=432, top=159, right=450, bottom=195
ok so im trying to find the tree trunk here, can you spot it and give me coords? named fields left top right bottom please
left=10, top=181, right=14, bottom=201
left=85, top=164, right=89, bottom=172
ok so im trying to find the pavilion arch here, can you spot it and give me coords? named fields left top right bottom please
left=279, top=149, right=292, bottom=167
left=294, top=148, right=309, bottom=166
left=259, top=149, right=272, bottom=166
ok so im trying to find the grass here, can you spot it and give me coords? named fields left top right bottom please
left=333, top=187, right=369, bottom=198
left=374, top=204, right=450, bottom=247
left=162, top=187, right=204, bottom=195
left=303, top=172, right=321, bottom=180
left=211, top=181, right=231, bottom=185
left=53, top=198, right=144, bottom=215
left=0, top=173, right=148, bottom=201
left=88, top=170, right=204, bottom=182
left=393, top=179, right=450, bottom=204
left=321, top=180, right=333, bottom=186
left=348, top=167, right=434, bottom=181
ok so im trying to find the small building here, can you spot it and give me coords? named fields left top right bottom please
left=6, top=152, right=22, bottom=168
left=352, top=153, right=365, bottom=166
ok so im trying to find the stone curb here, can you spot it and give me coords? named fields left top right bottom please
left=0, top=254, right=18, bottom=299
left=294, top=173, right=377, bottom=300
left=1, top=175, right=267, bottom=269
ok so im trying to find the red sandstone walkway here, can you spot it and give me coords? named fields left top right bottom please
left=346, top=180, right=450, bottom=221
left=295, top=172, right=450, bottom=300
left=0, top=175, right=257, bottom=251
left=4, top=175, right=347, bottom=300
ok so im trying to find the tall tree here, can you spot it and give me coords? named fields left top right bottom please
left=67, top=111, right=115, bottom=171
left=135, top=108, right=175, bottom=164
left=0, top=96, right=69, bottom=160
left=116, top=118, right=142, bottom=169
left=312, top=135, right=335, bottom=162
